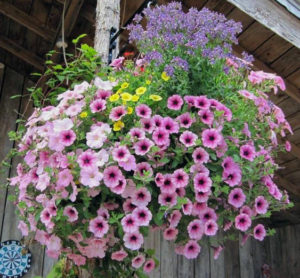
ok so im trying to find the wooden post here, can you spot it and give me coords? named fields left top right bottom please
left=94, top=0, right=120, bottom=63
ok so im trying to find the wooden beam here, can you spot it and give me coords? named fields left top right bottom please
left=0, top=1, right=56, bottom=42
left=227, top=0, right=300, bottom=48
left=276, top=175, right=300, bottom=198
left=64, top=0, right=85, bottom=38
left=290, top=142, right=300, bottom=161
left=0, top=36, right=44, bottom=71
left=233, top=45, right=300, bottom=105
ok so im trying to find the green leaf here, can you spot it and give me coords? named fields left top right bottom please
left=72, top=34, right=87, bottom=44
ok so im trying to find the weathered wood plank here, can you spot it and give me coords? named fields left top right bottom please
left=238, top=21, right=273, bottom=52
left=0, top=1, right=56, bottom=41
left=227, top=8, right=254, bottom=30
left=254, top=35, right=293, bottom=64
left=0, top=67, right=24, bottom=238
left=209, top=233, right=225, bottom=278
left=286, top=69, right=300, bottom=89
left=239, top=234, right=255, bottom=278
left=160, top=235, right=178, bottom=278
left=194, top=237, right=210, bottom=278
left=224, top=239, right=240, bottom=278
left=227, top=0, right=300, bottom=48
left=177, top=254, right=194, bottom=278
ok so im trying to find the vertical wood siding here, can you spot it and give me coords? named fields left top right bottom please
left=0, top=66, right=299, bottom=277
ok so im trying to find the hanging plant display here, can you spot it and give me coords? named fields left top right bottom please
left=4, top=3, right=293, bottom=277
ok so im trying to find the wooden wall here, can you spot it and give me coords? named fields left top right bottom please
left=0, top=66, right=299, bottom=278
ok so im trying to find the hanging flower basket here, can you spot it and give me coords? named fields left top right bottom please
left=6, top=2, right=292, bottom=277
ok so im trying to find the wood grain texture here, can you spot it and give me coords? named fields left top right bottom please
left=194, top=237, right=210, bottom=278
left=227, top=0, right=300, bottom=48
left=160, top=236, right=178, bottom=278
left=227, top=8, right=254, bottom=31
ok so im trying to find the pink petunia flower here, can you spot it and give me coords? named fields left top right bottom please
left=121, top=214, right=139, bottom=233
left=119, top=155, right=137, bottom=171
left=140, top=118, right=155, bottom=133
left=222, top=169, right=241, bottom=187
left=195, top=96, right=210, bottom=110
left=132, top=207, right=152, bottom=226
left=67, top=253, right=86, bottom=266
left=255, top=196, right=269, bottom=215
left=228, top=188, right=246, bottom=208
left=129, top=128, right=145, bottom=141
left=183, top=240, right=201, bottom=259
left=63, top=206, right=78, bottom=222
left=59, top=130, right=76, bottom=146
left=253, top=224, right=266, bottom=241
left=235, top=213, right=252, bottom=232
left=187, top=219, right=204, bottom=240
left=111, top=249, right=128, bottom=261
left=124, top=231, right=144, bottom=250
left=198, top=207, right=217, bottom=223
left=179, top=131, right=198, bottom=147
left=143, top=259, right=155, bottom=273
left=163, top=227, right=178, bottom=240
left=110, top=177, right=127, bottom=194
left=158, top=192, right=177, bottom=207
left=198, top=109, right=214, bottom=125
left=132, top=187, right=151, bottom=207
left=160, top=174, right=176, bottom=194
left=172, top=169, right=189, bottom=188
left=135, top=162, right=153, bottom=178
left=202, top=128, right=222, bottom=149
left=134, top=138, right=154, bottom=155
left=204, top=220, right=218, bottom=236
left=177, top=112, right=195, bottom=128
left=152, top=128, right=169, bottom=146
left=167, top=94, right=184, bottom=110
left=162, top=117, right=179, bottom=134
left=132, top=254, right=145, bottom=268
left=80, top=168, right=103, bottom=188
left=90, top=99, right=106, bottom=113
left=152, top=114, right=164, bottom=128
left=112, top=145, right=130, bottom=162
left=88, top=216, right=109, bottom=238
left=192, top=147, right=209, bottom=164
left=103, top=166, right=123, bottom=188
left=77, top=150, right=98, bottom=169
left=136, top=104, right=152, bottom=118
left=193, top=173, right=212, bottom=192
left=240, top=144, right=256, bottom=161
left=195, top=190, right=211, bottom=203
left=169, top=210, right=182, bottom=227
left=57, top=169, right=73, bottom=188
left=109, top=105, right=127, bottom=121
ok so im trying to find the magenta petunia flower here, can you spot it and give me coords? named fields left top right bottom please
left=204, top=219, right=218, bottom=236
left=136, top=104, right=152, bottom=118
left=103, top=166, right=123, bottom=188
left=112, top=145, right=131, bottom=162
left=77, top=150, right=97, bottom=169
left=255, top=196, right=269, bottom=215
left=152, top=128, right=169, bottom=146
left=88, top=216, right=109, bottom=238
left=119, top=155, right=137, bottom=171
left=222, top=169, right=242, bottom=187
left=163, top=227, right=178, bottom=241
left=134, top=138, right=154, bottom=155
left=193, top=173, right=212, bottom=192
left=240, top=144, right=256, bottom=161
left=111, top=249, right=128, bottom=261
left=228, top=188, right=246, bottom=208
left=160, top=174, right=176, bottom=194
left=132, top=187, right=151, bottom=207
left=202, top=128, right=222, bottom=149
left=143, top=259, right=155, bottom=273
left=59, top=130, right=76, bottom=146
left=132, top=207, right=152, bottom=226
left=121, top=214, right=138, bottom=233
left=172, top=169, right=189, bottom=188
left=110, top=177, right=127, bottom=194
left=152, top=114, right=164, bottom=127
left=195, top=96, right=210, bottom=110
left=180, top=131, right=198, bottom=147
left=177, top=112, right=195, bottom=128
left=63, top=206, right=78, bottom=222
left=90, top=99, right=106, bottom=113
left=184, top=95, right=197, bottom=106
left=169, top=210, right=182, bottom=227
left=124, top=231, right=144, bottom=250
left=198, top=109, right=214, bottom=125
left=222, top=156, right=237, bottom=171
left=235, top=213, right=252, bottom=232
left=162, top=117, right=179, bottom=134
left=135, top=162, right=153, bottom=177
left=253, top=224, right=266, bottom=241
left=96, top=89, right=111, bottom=100
left=158, top=192, right=177, bottom=207
left=132, top=254, right=145, bottom=268
left=155, top=173, right=164, bottom=187
left=57, top=169, right=73, bottom=188
left=187, top=219, right=204, bottom=240
left=129, top=127, right=145, bottom=141
left=192, top=147, right=209, bottom=164
left=182, top=199, right=193, bottom=215
left=167, top=94, right=184, bottom=110
left=109, top=105, right=127, bottom=121
left=240, top=205, right=253, bottom=217
left=198, top=207, right=217, bottom=223
left=123, top=199, right=137, bottom=213
left=195, top=190, right=211, bottom=203
left=139, top=120, right=154, bottom=135
left=183, top=240, right=201, bottom=259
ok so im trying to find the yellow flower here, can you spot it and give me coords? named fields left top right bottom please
left=109, top=93, right=120, bottom=102
left=109, top=76, right=116, bottom=82
left=113, top=120, right=124, bottom=131
left=146, top=80, right=151, bottom=85
left=132, top=95, right=140, bottom=102
left=127, top=107, right=133, bottom=114
left=149, top=94, right=162, bottom=101
left=161, top=71, right=170, bottom=81
left=136, top=87, right=147, bottom=95
left=121, top=82, right=129, bottom=89
left=121, top=93, right=133, bottom=101
left=79, top=111, right=88, bottom=118
left=116, top=89, right=122, bottom=94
